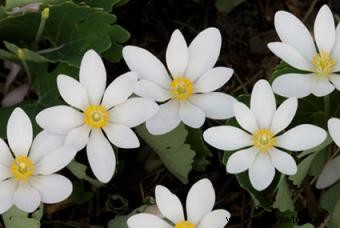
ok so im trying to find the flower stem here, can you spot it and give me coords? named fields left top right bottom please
left=33, top=8, right=49, bottom=48
left=18, top=49, right=32, bottom=87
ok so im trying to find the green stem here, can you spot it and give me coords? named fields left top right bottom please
left=18, top=49, right=32, bottom=87
left=33, top=8, right=49, bottom=48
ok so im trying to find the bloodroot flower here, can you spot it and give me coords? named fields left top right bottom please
left=127, top=178, right=230, bottom=228
left=0, top=108, right=76, bottom=213
left=123, top=28, right=235, bottom=135
left=36, top=50, right=158, bottom=183
left=203, top=80, right=327, bottom=191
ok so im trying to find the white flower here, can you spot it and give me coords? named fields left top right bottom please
left=36, top=50, right=159, bottom=183
left=0, top=108, right=76, bottom=213
left=203, top=80, right=327, bottom=191
left=316, top=118, right=340, bottom=189
left=127, top=178, right=230, bottom=228
left=268, top=5, right=340, bottom=98
left=123, top=28, right=236, bottom=135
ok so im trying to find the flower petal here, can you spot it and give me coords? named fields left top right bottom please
left=57, top=74, right=89, bottom=110
left=0, top=179, right=16, bottom=214
left=233, top=101, right=258, bottom=133
left=274, top=10, right=316, bottom=60
left=249, top=153, right=275, bottom=191
left=185, top=28, right=221, bottom=81
left=270, top=97, right=298, bottom=135
left=7, top=108, right=32, bottom=157
left=272, top=73, right=314, bottom=98
left=179, top=101, right=205, bottom=128
left=64, top=124, right=91, bottom=151
left=316, top=155, right=340, bottom=189
left=101, top=72, right=138, bottom=109
left=146, top=100, right=180, bottom=135
left=267, top=42, right=312, bottom=71
left=134, top=80, right=171, bottom=102
left=197, top=209, right=231, bottom=228
left=250, top=80, right=276, bottom=129
left=86, top=129, right=115, bottom=183
left=186, top=179, right=215, bottom=224
left=314, top=5, right=335, bottom=52
left=104, top=124, right=140, bottom=149
left=0, top=164, right=11, bottom=181
left=226, top=147, right=258, bottom=174
left=155, top=185, right=184, bottom=224
left=328, top=118, right=340, bottom=147
left=0, top=138, right=13, bottom=167
left=276, top=124, right=327, bottom=151
left=30, top=174, right=72, bottom=204
left=123, top=46, right=171, bottom=88
left=189, top=92, right=235, bottom=119
left=109, top=98, right=159, bottom=128
left=36, top=106, right=83, bottom=134
left=310, top=78, right=335, bottom=97
left=331, top=24, right=340, bottom=63
left=166, top=29, right=189, bottom=77
left=13, top=181, right=40, bottom=213
left=79, top=50, right=106, bottom=105
left=194, top=67, right=233, bottom=93
left=127, top=214, right=172, bottom=228
left=269, top=148, right=297, bottom=175
left=203, top=126, right=252, bottom=151
left=330, top=74, right=340, bottom=90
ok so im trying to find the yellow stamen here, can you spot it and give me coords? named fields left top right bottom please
left=11, top=156, right=34, bottom=181
left=84, top=105, right=109, bottom=128
left=170, top=77, right=193, bottom=100
left=311, top=51, right=336, bottom=78
left=252, top=128, right=276, bottom=153
left=174, top=221, right=195, bottom=228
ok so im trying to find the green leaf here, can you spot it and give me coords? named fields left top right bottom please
left=5, top=0, right=58, bottom=9
left=70, top=180, right=94, bottom=204
left=2, top=206, right=41, bottom=228
left=136, top=124, right=195, bottom=184
left=215, top=0, right=245, bottom=13
left=73, top=0, right=129, bottom=12
left=4, top=41, right=51, bottom=62
left=67, top=160, right=104, bottom=187
left=329, top=199, right=340, bottom=228
left=321, top=182, right=340, bottom=213
left=273, top=176, right=295, bottom=212
left=289, top=153, right=316, bottom=187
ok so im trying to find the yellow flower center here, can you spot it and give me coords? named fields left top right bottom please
left=311, top=51, right=336, bottom=78
left=11, top=156, right=34, bottom=181
left=252, top=128, right=276, bottom=153
left=170, top=77, right=193, bottom=100
left=84, top=105, right=109, bottom=128
left=174, top=221, right=195, bottom=228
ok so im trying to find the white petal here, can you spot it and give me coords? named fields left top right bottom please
left=314, top=5, right=335, bottom=52
left=155, top=185, right=184, bottom=223
left=249, top=153, right=275, bottom=191
left=197, top=209, right=231, bottom=228
left=104, top=124, right=140, bottom=149
left=101, top=72, right=138, bottom=109
left=186, top=179, right=215, bottom=224
left=269, top=148, right=297, bottom=175
left=310, top=78, right=335, bottom=97
left=0, top=164, right=11, bottom=181
left=79, top=50, right=106, bottom=105
left=179, top=101, right=205, bottom=128
left=57, top=74, right=89, bottom=110
left=127, top=214, right=172, bottom=228
left=13, top=182, right=40, bottom=213
left=276, top=124, right=327, bottom=151
left=36, top=106, right=83, bottom=134
left=189, top=92, right=235, bottom=119
left=316, top=155, right=340, bottom=189
left=194, top=67, right=233, bottom=93
left=272, top=73, right=314, bottom=98
left=270, top=97, right=298, bottom=135
left=30, top=174, right=72, bottom=204
left=331, top=24, right=340, bottom=62
left=34, top=146, right=77, bottom=175
left=0, top=179, right=16, bottom=214
left=274, top=10, right=316, bottom=60
left=123, top=46, right=171, bottom=88
left=203, top=126, right=252, bottom=151
left=166, top=29, right=189, bottom=77
left=185, top=28, right=221, bottom=81
left=267, top=42, right=313, bottom=71
left=250, top=80, right=276, bottom=129
left=29, top=131, right=65, bottom=163
left=134, top=80, right=171, bottom=102
left=109, top=98, right=159, bottom=128
left=330, top=74, right=340, bottom=90
left=0, top=138, right=13, bottom=167
left=226, top=147, right=258, bottom=174
left=146, top=100, right=180, bottom=135
left=7, top=108, right=32, bottom=157
left=64, top=125, right=91, bottom=151
left=233, top=101, right=258, bottom=133
left=86, top=129, right=115, bottom=183
left=328, top=118, right=340, bottom=147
